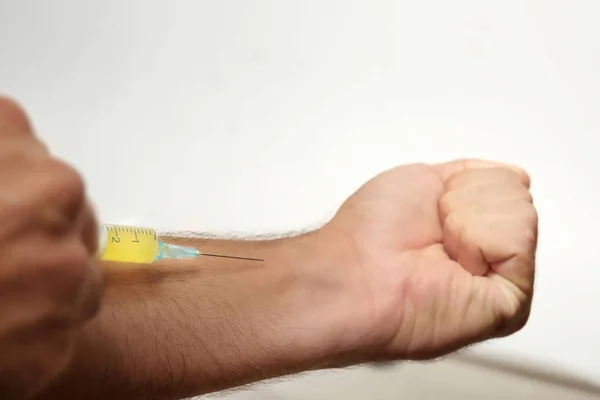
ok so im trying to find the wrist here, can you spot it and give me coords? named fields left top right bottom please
left=266, top=230, right=379, bottom=370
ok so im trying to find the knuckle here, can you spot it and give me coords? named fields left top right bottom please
left=484, top=166, right=531, bottom=189
left=0, top=156, right=87, bottom=231
left=446, top=167, right=527, bottom=192
left=518, top=199, right=539, bottom=226
left=40, top=158, right=86, bottom=212
left=521, top=225, right=538, bottom=254
left=445, top=169, right=482, bottom=191
left=444, top=173, right=465, bottom=191
left=510, top=200, right=538, bottom=254
left=78, top=259, right=104, bottom=322
left=444, top=210, right=464, bottom=233
left=45, top=244, right=89, bottom=294
left=494, top=182, right=533, bottom=204
left=528, top=207, right=539, bottom=227
left=508, top=166, right=531, bottom=188
left=80, top=207, right=100, bottom=254
left=438, top=190, right=458, bottom=219
left=0, top=96, right=32, bottom=133
left=503, top=168, right=530, bottom=188
left=517, top=187, right=534, bottom=203
left=63, top=248, right=89, bottom=283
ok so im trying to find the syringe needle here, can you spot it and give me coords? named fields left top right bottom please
left=198, top=253, right=264, bottom=262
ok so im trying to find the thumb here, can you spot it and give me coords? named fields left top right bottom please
left=0, top=96, right=48, bottom=156
left=433, top=159, right=530, bottom=188
left=0, top=96, right=34, bottom=138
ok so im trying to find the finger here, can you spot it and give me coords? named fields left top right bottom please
left=8, top=234, right=104, bottom=323
left=445, top=167, right=529, bottom=192
left=444, top=201, right=537, bottom=292
left=433, top=159, right=530, bottom=188
left=490, top=289, right=532, bottom=339
left=443, top=212, right=489, bottom=276
left=486, top=205, right=537, bottom=296
left=72, top=257, right=104, bottom=324
left=0, top=97, right=47, bottom=157
left=0, top=157, right=87, bottom=240
left=0, top=96, right=34, bottom=138
left=439, top=170, right=532, bottom=221
left=79, top=202, right=99, bottom=256
left=36, top=159, right=86, bottom=225
left=68, top=201, right=103, bottom=323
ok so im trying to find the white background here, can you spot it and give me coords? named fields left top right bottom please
left=1, top=0, right=599, bottom=383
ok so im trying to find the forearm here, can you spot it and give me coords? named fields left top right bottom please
left=35, top=232, right=354, bottom=400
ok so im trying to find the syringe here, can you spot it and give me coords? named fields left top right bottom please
left=97, top=223, right=264, bottom=264
left=97, top=224, right=199, bottom=264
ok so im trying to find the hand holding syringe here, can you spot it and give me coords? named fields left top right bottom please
left=98, top=224, right=263, bottom=264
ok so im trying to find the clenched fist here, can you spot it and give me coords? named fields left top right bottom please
left=319, top=160, right=537, bottom=361
left=0, top=98, right=103, bottom=399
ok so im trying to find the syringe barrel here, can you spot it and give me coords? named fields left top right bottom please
left=97, top=224, right=160, bottom=264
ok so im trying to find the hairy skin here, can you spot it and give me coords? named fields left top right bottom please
left=0, top=88, right=537, bottom=400
left=37, top=235, right=348, bottom=399
left=35, top=162, right=537, bottom=400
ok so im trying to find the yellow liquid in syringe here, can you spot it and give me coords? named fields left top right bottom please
left=99, top=224, right=160, bottom=264
left=98, top=224, right=200, bottom=264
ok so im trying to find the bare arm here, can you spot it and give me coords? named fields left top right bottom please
left=0, top=100, right=538, bottom=400
left=35, top=161, right=538, bottom=400
left=36, top=233, right=352, bottom=400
